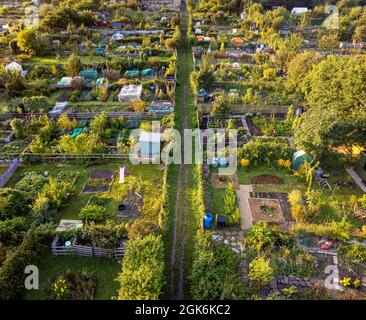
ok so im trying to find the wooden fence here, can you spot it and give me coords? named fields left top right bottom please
left=51, top=236, right=125, bottom=259
left=0, top=159, right=20, bottom=188
left=199, top=103, right=290, bottom=115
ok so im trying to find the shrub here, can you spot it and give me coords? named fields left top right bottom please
left=0, top=217, right=28, bottom=243
left=128, top=219, right=160, bottom=240
left=190, top=231, right=244, bottom=299
left=223, top=182, right=240, bottom=225
left=0, top=188, right=31, bottom=220
left=248, top=256, right=274, bottom=287
left=0, top=229, right=43, bottom=299
left=15, top=172, right=48, bottom=196
left=118, top=235, right=165, bottom=300
left=245, top=222, right=276, bottom=252
left=79, top=205, right=106, bottom=222
left=47, top=270, right=96, bottom=300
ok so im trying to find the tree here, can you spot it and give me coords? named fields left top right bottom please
left=10, top=119, right=25, bottom=139
left=293, top=55, right=366, bottom=162
left=286, top=51, right=323, bottom=94
left=57, top=113, right=77, bottom=131
left=248, top=256, right=274, bottom=287
left=64, top=54, right=82, bottom=77
left=223, top=182, right=240, bottom=225
left=16, top=29, right=48, bottom=56
left=353, top=25, right=366, bottom=43
left=0, top=188, right=30, bottom=220
left=317, top=32, right=340, bottom=50
left=275, top=34, right=303, bottom=70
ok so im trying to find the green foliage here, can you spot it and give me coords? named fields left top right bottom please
left=118, top=235, right=165, bottom=300
left=248, top=256, right=274, bottom=287
left=238, top=137, right=294, bottom=167
left=64, top=54, right=82, bottom=78
left=190, top=231, right=244, bottom=299
left=15, top=172, right=48, bottom=196
left=79, top=205, right=106, bottom=222
left=0, top=188, right=31, bottom=220
left=0, top=229, right=43, bottom=299
left=128, top=219, right=160, bottom=240
left=16, top=29, right=48, bottom=56
left=0, top=217, right=28, bottom=243
left=245, top=222, right=277, bottom=252
left=223, top=182, right=240, bottom=225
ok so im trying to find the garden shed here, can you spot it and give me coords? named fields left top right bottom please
left=49, top=101, right=69, bottom=115
left=139, top=132, right=161, bottom=157
left=142, top=69, right=155, bottom=77
left=96, top=77, right=106, bottom=87
left=57, top=77, right=72, bottom=88
left=79, top=69, right=98, bottom=80
left=355, top=151, right=366, bottom=181
left=124, top=70, right=141, bottom=78
left=5, top=62, right=27, bottom=77
left=292, top=150, right=312, bottom=170
left=118, top=84, right=142, bottom=102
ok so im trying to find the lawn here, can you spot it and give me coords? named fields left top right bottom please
left=6, top=162, right=164, bottom=220
left=27, top=55, right=108, bottom=65
left=211, top=187, right=226, bottom=215
left=23, top=250, right=121, bottom=300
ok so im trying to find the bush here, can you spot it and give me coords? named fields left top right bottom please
left=0, top=229, right=42, bottom=299
left=190, top=231, right=244, bottom=299
left=0, top=217, right=28, bottom=243
left=245, top=222, right=277, bottom=252
left=118, top=235, right=165, bottom=300
left=223, top=182, right=240, bottom=225
left=47, top=270, right=96, bottom=300
left=79, top=205, right=106, bottom=222
left=0, top=188, right=31, bottom=220
left=15, top=172, right=48, bottom=196
left=128, top=219, right=160, bottom=240
left=248, top=256, right=274, bottom=287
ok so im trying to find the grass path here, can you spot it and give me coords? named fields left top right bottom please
left=168, top=0, right=195, bottom=300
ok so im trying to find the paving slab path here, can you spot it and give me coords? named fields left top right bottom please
left=237, top=185, right=254, bottom=231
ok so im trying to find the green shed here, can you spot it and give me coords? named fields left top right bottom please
left=355, top=151, right=366, bottom=181
left=292, top=150, right=312, bottom=170
left=96, top=77, right=106, bottom=87
left=79, top=69, right=98, bottom=80
left=142, top=68, right=155, bottom=77
left=124, top=70, right=141, bottom=78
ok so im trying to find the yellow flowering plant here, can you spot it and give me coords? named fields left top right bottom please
left=277, top=159, right=291, bottom=170
left=240, top=159, right=250, bottom=168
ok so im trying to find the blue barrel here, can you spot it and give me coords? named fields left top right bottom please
left=203, top=213, right=213, bottom=229
left=219, top=157, right=228, bottom=168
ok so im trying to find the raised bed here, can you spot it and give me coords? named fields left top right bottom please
left=51, top=236, right=74, bottom=256
left=51, top=235, right=125, bottom=259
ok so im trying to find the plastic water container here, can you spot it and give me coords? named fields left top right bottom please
left=203, top=213, right=213, bottom=229
left=219, top=157, right=228, bottom=168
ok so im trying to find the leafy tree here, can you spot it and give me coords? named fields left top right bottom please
left=0, top=189, right=30, bottom=220
left=10, top=119, right=25, bottom=139
left=286, top=51, right=323, bottom=94
left=57, top=113, right=77, bottom=131
left=64, top=54, right=82, bottom=77
left=16, top=29, right=48, bottom=56
left=128, top=219, right=160, bottom=240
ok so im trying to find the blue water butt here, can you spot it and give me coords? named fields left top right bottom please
left=203, top=213, right=213, bottom=229
left=219, top=157, right=228, bottom=168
